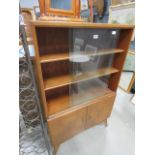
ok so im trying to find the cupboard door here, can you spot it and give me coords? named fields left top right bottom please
left=86, top=92, right=116, bottom=129
left=47, top=108, right=86, bottom=146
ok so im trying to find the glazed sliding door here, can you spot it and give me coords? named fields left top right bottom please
left=69, top=28, right=120, bottom=106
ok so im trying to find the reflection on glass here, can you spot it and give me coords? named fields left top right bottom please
left=69, top=28, right=120, bottom=106
left=51, top=0, right=72, bottom=10
left=70, top=77, right=109, bottom=106
left=85, top=44, right=98, bottom=61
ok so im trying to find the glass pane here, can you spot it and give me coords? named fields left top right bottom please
left=70, top=77, right=110, bottom=106
left=69, top=28, right=120, bottom=106
left=51, top=0, right=72, bottom=11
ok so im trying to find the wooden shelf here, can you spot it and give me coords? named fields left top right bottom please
left=47, top=87, right=112, bottom=116
left=40, top=52, right=69, bottom=63
left=40, top=49, right=124, bottom=63
left=47, top=95, right=70, bottom=116
left=44, top=67, right=119, bottom=91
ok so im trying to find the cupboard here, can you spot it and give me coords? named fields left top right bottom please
left=31, top=21, right=134, bottom=154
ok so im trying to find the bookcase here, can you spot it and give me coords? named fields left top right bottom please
left=31, top=21, right=134, bottom=154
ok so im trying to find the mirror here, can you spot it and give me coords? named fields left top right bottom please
left=51, top=0, right=72, bottom=11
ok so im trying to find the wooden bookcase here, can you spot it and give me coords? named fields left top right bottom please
left=31, top=21, right=134, bottom=154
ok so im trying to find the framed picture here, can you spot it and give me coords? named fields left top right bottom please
left=81, top=0, right=88, bottom=11
left=109, top=2, right=135, bottom=25
left=111, top=0, right=135, bottom=6
left=119, top=51, right=135, bottom=93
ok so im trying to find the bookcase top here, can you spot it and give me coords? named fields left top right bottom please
left=31, top=20, right=134, bottom=29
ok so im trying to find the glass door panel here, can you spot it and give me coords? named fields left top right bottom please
left=69, top=28, right=120, bottom=106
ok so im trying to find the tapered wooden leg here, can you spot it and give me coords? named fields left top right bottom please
left=53, top=144, right=60, bottom=155
left=103, top=119, right=108, bottom=127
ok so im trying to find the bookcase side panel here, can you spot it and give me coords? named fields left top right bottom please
left=31, top=25, right=48, bottom=118
left=109, top=28, right=134, bottom=91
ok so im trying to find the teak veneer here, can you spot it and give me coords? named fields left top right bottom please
left=47, top=87, right=113, bottom=117
left=44, top=67, right=119, bottom=91
left=31, top=21, right=134, bottom=154
left=40, top=48, right=124, bottom=63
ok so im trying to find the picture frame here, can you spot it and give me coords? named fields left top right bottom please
left=119, top=51, right=135, bottom=93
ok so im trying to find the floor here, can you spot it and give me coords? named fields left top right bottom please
left=55, top=89, right=135, bottom=155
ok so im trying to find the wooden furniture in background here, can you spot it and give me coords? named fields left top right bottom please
left=39, top=0, right=83, bottom=22
left=31, top=21, right=134, bottom=154
left=20, top=8, right=35, bottom=45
